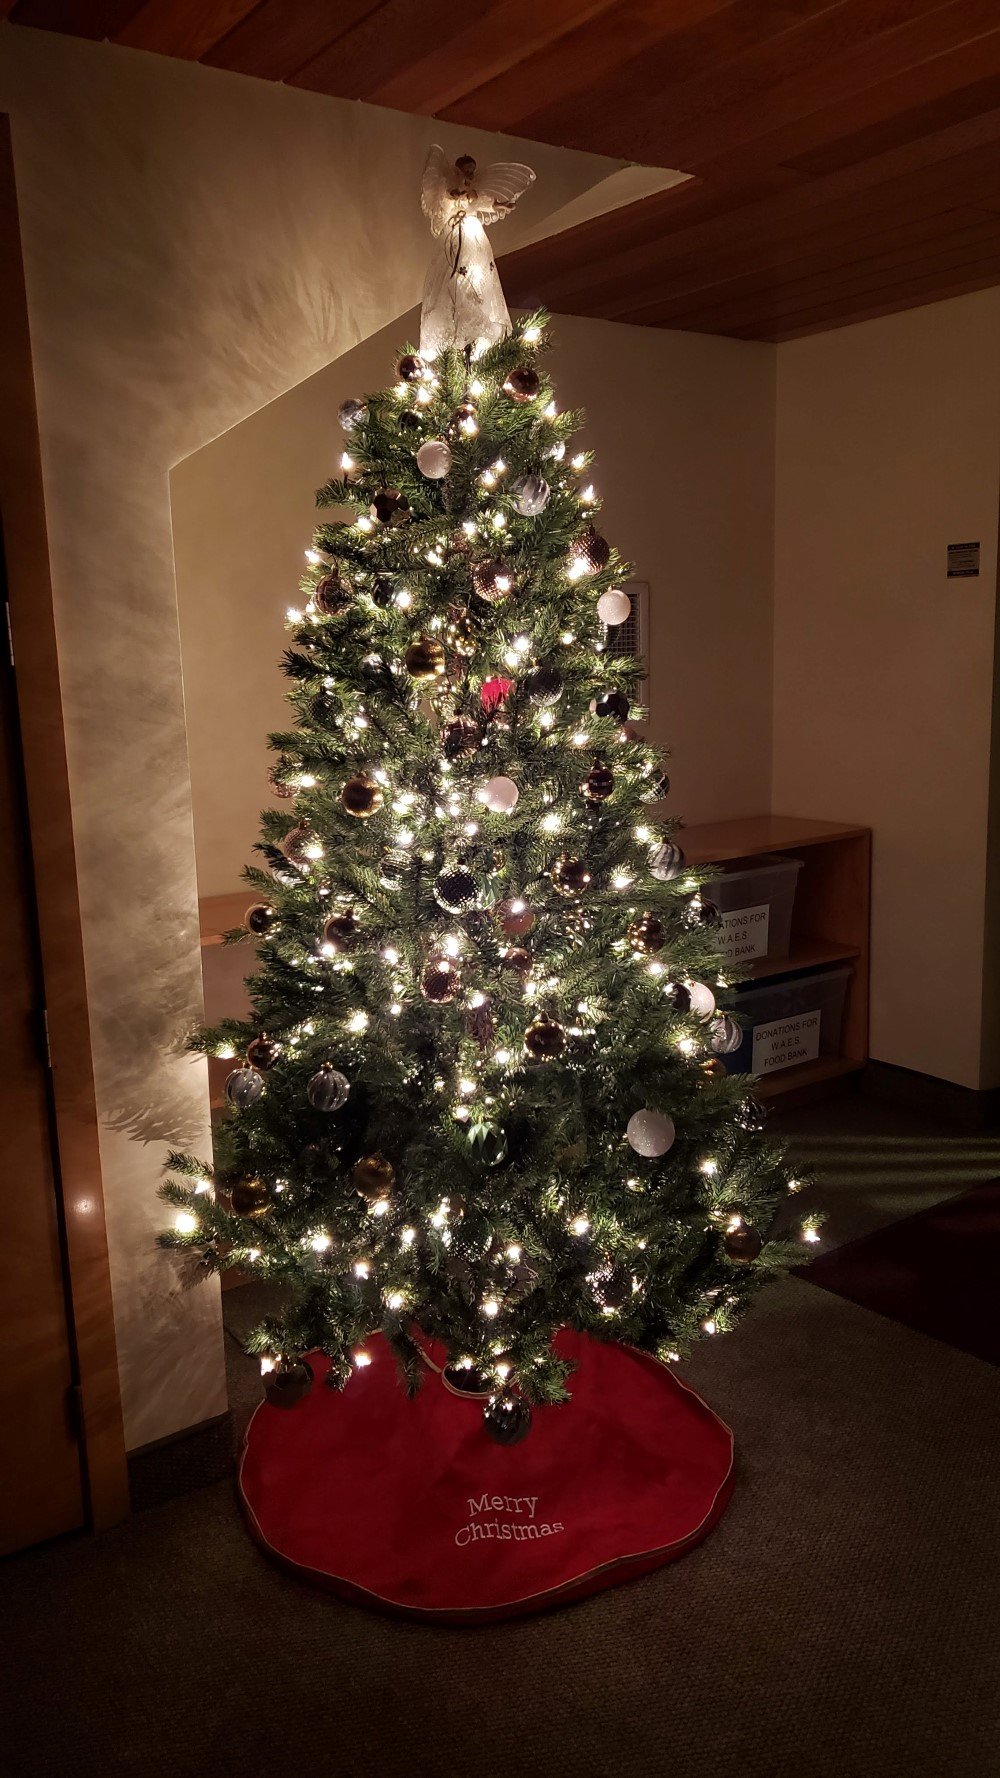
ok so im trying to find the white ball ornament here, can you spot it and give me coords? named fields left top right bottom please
left=416, top=438, right=453, bottom=480
left=626, top=1109, right=676, bottom=1158
left=479, top=775, right=519, bottom=814
left=597, top=588, right=631, bottom=626
left=687, top=981, right=717, bottom=1019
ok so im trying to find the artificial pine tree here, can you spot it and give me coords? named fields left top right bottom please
left=162, top=152, right=811, bottom=1443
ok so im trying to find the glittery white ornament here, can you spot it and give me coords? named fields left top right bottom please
left=687, top=981, right=717, bottom=1019
left=597, top=588, right=631, bottom=626
left=416, top=438, right=453, bottom=480
left=479, top=775, right=519, bottom=813
left=626, top=1109, right=676, bottom=1157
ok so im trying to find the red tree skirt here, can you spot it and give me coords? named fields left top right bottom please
left=239, top=1329, right=735, bottom=1623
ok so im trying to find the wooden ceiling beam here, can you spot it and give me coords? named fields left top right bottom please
left=355, top=0, right=624, bottom=115
left=740, top=252, right=1000, bottom=338
left=9, top=0, right=142, bottom=35
left=501, top=107, right=1000, bottom=310
left=115, top=0, right=259, bottom=60
left=434, top=0, right=734, bottom=133
left=614, top=203, right=998, bottom=325
left=651, top=220, right=1000, bottom=330
left=200, top=0, right=381, bottom=81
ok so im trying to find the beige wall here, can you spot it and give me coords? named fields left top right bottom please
left=175, top=313, right=777, bottom=899
left=773, top=290, right=1000, bottom=1088
left=0, top=24, right=615, bottom=1448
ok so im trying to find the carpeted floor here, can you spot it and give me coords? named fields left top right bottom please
left=2, top=1087, right=999, bottom=1778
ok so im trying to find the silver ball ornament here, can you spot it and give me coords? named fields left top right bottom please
left=650, top=840, right=685, bottom=882
left=225, top=1066, right=265, bottom=1109
left=709, top=1013, right=742, bottom=1055
left=511, top=473, right=550, bottom=517
left=306, top=1065, right=350, bottom=1112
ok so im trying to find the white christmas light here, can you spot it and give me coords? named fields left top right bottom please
left=353, top=1260, right=370, bottom=1279
left=395, top=589, right=412, bottom=609
left=523, top=324, right=541, bottom=344
left=385, top=1290, right=405, bottom=1310
left=174, top=1211, right=198, bottom=1235
left=347, top=1010, right=369, bottom=1034
left=569, top=1214, right=590, bottom=1236
left=310, top=1233, right=332, bottom=1253
left=482, top=1297, right=500, bottom=1318
left=353, top=1349, right=373, bottom=1368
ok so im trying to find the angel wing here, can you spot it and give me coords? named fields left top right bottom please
left=421, top=144, right=454, bottom=237
left=473, top=161, right=536, bottom=227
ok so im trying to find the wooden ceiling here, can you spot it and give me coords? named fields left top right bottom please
left=6, top=0, right=1000, bottom=340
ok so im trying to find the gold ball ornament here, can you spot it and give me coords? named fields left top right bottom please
left=311, top=572, right=350, bottom=616
left=573, top=524, right=611, bottom=571
left=581, top=760, right=614, bottom=803
left=442, top=715, right=480, bottom=759
left=524, top=1012, right=565, bottom=1061
left=552, top=856, right=592, bottom=898
left=246, top=1034, right=281, bottom=1070
left=503, top=366, right=540, bottom=403
left=404, top=636, right=446, bottom=681
left=351, top=1152, right=396, bottom=1204
left=421, top=956, right=461, bottom=1003
left=472, top=558, right=514, bottom=603
left=281, top=820, right=315, bottom=866
left=371, top=487, right=410, bottom=526
left=245, top=903, right=279, bottom=937
left=341, top=775, right=383, bottom=819
left=322, top=908, right=358, bottom=953
left=724, top=1225, right=763, bottom=1264
left=628, top=913, right=666, bottom=954
left=228, top=1178, right=272, bottom=1219
left=701, top=1057, right=727, bottom=1080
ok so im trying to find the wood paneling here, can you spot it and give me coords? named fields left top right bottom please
left=0, top=117, right=128, bottom=1537
left=5, top=3, right=1000, bottom=351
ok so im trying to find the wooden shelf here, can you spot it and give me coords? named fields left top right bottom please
left=753, top=1055, right=866, bottom=1100
left=680, top=813, right=871, bottom=1106
left=683, top=813, right=868, bottom=866
left=200, top=891, right=251, bottom=947
left=734, top=936, right=860, bottom=983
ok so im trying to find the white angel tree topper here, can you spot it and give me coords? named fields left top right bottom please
left=161, top=152, right=811, bottom=1444
left=419, top=146, right=535, bottom=359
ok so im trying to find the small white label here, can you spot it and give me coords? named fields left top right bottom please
left=752, top=1008, right=821, bottom=1074
left=719, top=903, right=769, bottom=966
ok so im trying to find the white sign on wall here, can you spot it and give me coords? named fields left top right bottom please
left=752, top=1008, right=821, bottom=1075
left=719, top=903, right=769, bottom=967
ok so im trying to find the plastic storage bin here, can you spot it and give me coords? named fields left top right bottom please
left=723, top=965, right=852, bottom=1077
left=701, top=854, right=803, bottom=973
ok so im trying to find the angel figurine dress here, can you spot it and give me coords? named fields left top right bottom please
left=419, top=146, right=535, bottom=360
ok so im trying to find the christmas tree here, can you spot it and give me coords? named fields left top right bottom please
left=162, top=151, right=811, bottom=1443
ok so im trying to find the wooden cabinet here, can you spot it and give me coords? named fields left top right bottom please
left=682, top=815, right=871, bottom=1101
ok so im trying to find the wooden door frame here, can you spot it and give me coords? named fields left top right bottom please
left=0, top=115, right=128, bottom=1532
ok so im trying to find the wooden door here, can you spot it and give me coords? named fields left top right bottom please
left=0, top=565, right=85, bottom=1554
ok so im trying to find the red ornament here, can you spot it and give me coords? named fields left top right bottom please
left=481, top=677, right=514, bottom=713
left=495, top=898, right=535, bottom=939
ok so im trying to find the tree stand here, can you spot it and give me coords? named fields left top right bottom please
left=239, top=1330, right=735, bottom=1622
